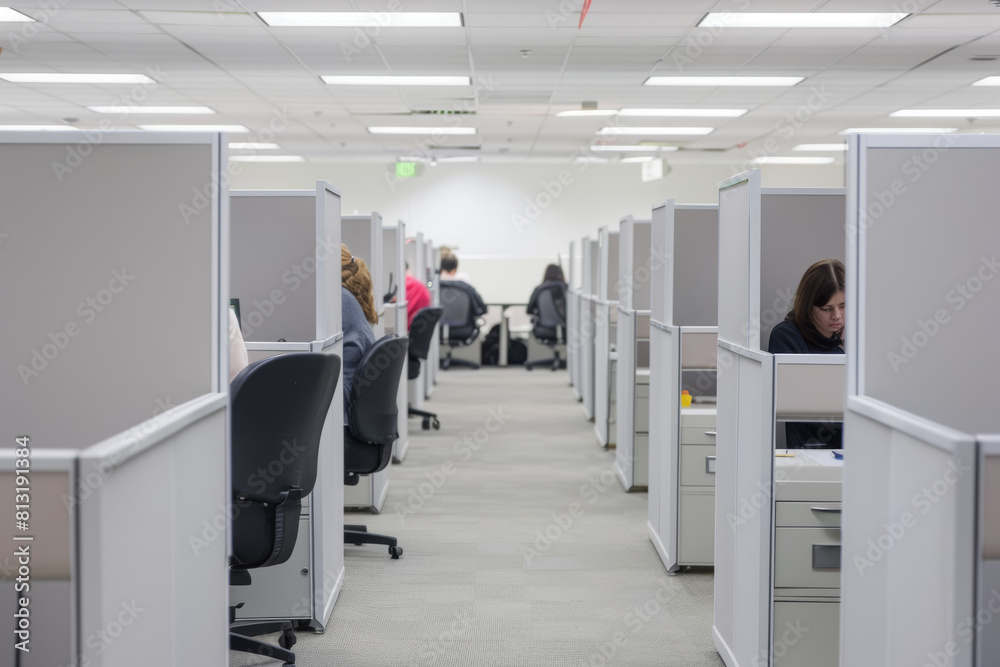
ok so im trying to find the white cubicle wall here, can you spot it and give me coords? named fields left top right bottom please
left=647, top=201, right=720, bottom=573
left=0, top=132, right=229, bottom=666
left=229, top=183, right=345, bottom=629
left=577, top=237, right=599, bottom=419
left=425, top=239, right=439, bottom=397
left=405, top=233, right=430, bottom=414
left=614, top=216, right=652, bottom=490
left=383, top=222, right=409, bottom=462
left=841, top=135, right=1000, bottom=667
left=713, top=172, right=847, bottom=667
left=343, top=214, right=390, bottom=512
left=594, top=226, right=620, bottom=447
left=568, top=240, right=579, bottom=395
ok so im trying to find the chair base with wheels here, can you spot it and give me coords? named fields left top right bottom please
left=526, top=346, right=565, bottom=371
left=408, top=405, right=440, bottom=430
left=230, top=572, right=297, bottom=666
left=440, top=349, right=480, bottom=370
left=345, top=524, right=403, bottom=558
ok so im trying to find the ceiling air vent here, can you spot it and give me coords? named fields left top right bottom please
left=412, top=109, right=477, bottom=115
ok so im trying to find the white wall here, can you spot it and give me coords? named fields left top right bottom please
left=231, top=160, right=843, bottom=302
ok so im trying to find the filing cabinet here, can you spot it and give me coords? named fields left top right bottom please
left=677, top=407, right=717, bottom=566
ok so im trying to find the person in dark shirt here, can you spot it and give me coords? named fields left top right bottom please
left=767, top=259, right=845, bottom=448
left=341, top=244, right=377, bottom=422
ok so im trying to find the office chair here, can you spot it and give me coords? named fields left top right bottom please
left=439, top=280, right=487, bottom=370
left=344, top=335, right=409, bottom=558
left=526, top=282, right=567, bottom=371
left=229, top=352, right=341, bottom=667
left=407, top=306, right=444, bottom=430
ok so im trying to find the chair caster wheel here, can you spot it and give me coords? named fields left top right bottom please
left=279, top=628, right=297, bottom=649
left=526, top=366, right=533, bottom=371
left=389, top=545, right=403, bottom=559
left=422, top=417, right=431, bottom=430
left=432, top=418, right=440, bottom=430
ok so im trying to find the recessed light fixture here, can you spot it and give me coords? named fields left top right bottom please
left=574, top=156, right=609, bottom=163
left=0, top=7, right=34, bottom=21
left=138, top=124, right=250, bottom=132
left=368, top=126, right=476, bottom=135
left=598, top=127, right=714, bottom=136
left=0, top=73, right=156, bottom=84
left=0, top=124, right=76, bottom=131
left=258, top=12, right=462, bottom=27
left=618, top=108, right=747, bottom=117
left=556, top=110, right=618, bottom=117
left=698, top=13, right=908, bottom=28
left=839, top=127, right=958, bottom=134
left=230, top=155, right=305, bottom=162
left=437, top=156, right=479, bottom=163
left=753, top=157, right=835, bottom=165
left=229, top=142, right=281, bottom=150
left=621, top=156, right=657, bottom=163
left=88, top=106, right=215, bottom=114
left=972, top=76, right=1000, bottom=86
left=589, top=145, right=678, bottom=152
left=891, top=109, right=1000, bottom=118
left=793, top=144, right=848, bottom=151
left=321, top=75, right=470, bottom=86
left=644, top=76, right=803, bottom=87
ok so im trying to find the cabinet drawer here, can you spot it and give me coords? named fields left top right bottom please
left=681, top=427, right=717, bottom=445
left=774, top=527, right=841, bottom=590
left=678, top=489, right=715, bottom=565
left=772, top=601, right=840, bottom=667
left=680, top=444, right=717, bottom=486
left=775, top=501, right=841, bottom=529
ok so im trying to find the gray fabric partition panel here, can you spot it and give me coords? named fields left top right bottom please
left=651, top=204, right=670, bottom=324
left=1, top=142, right=216, bottom=450
left=230, top=195, right=318, bottom=343
left=758, top=192, right=846, bottom=351
left=718, top=179, right=753, bottom=346
left=633, top=221, right=653, bottom=311
left=862, top=147, right=1000, bottom=434
left=673, top=208, right=719, bottom=327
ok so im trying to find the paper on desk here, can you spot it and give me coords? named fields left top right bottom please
left=799, top=449, right=844, bottom=467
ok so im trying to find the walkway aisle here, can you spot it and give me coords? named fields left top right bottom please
left=236, top=369, right=722, bottom=667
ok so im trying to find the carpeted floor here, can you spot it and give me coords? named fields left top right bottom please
left=231, top=367, right=724, bottom=667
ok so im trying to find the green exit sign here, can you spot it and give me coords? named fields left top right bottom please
left=396, top=161, right=417, bottom=177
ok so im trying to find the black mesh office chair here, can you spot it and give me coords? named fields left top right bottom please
left=229, top=352, right=341, bottom=667
left=407, top=306, right=444, bottom=430
left=439, top=280, right=487, bottom=370
left=526, top=282, right=568, bottom=371
left=344, top=335, right=409, bottom=558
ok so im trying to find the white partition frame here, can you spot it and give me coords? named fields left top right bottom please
left=343, top=214, right=389, bottom=512
left=406, top=233, right=430, bottom=414
left=568, top=240, right=579, bottom=394
left=614, top=216, right=652, bottom=491
left=383, top=222, right=409, bottom=462
left=594, top=226, right=620, bottom=447
left=841, top=134, right=1000, bottom=667
left=0, top=131, right=229, bottom=666
left=424, top=238, right=439, bottom=398
left=647, top=201, right=720, bottom=573
left=577, top=237, right=598, bottom=418
left=713, top=172, right=847, bottom=667
left=230, top=183, right=344, bottom=629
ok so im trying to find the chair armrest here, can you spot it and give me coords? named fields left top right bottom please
left=259, top=486, right=304, bottom=568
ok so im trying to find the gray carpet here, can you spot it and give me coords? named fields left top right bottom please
left=231, top=368, right=724, bottom=666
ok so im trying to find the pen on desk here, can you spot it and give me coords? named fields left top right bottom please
left=774, top=450, right=794, bottom=457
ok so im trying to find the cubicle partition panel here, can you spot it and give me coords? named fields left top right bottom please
left=568, top=240, right=578, bottom=393
left=0, top=132, right=229, bottom=666
left=404, top=234, right=427, bottom=412
left=230, top=183, right=345, bottom=630
left=342, top=214, right=389, bottom=511
left=594, top=227, right=620, bottom=447
left=577, top=236, right=598, bottom=416
left=842, top=135, right=1000, bottom=667
left=384, top=223, right=409, bottom=462
left=427, top=240, right=441, bottom=391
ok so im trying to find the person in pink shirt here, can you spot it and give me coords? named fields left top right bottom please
left=405, top=261, right=431, bottom=329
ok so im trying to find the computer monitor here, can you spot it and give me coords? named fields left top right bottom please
left=229, top=298, right=241, bottom=330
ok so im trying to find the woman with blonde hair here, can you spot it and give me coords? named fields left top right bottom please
left=341, top=244, right=377, bottom=419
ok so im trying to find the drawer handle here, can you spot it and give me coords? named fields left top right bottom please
left=812, top=544, right=841, bottom=570
left=810, top=507, right=842, bottom=514
left=705, top=456, right=716, bottom=474
left=704, top=431, right=717, bottom=437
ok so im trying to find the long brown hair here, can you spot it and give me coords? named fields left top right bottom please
left=342, top=244, right=378, bottom=324
left=789, top=259, right=845, bottom=346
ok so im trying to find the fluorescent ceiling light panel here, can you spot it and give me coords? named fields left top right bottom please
left=753, top=156, right=835, bottom=165
left=229, top=142, right=280, bottom=150
left=258, top=12, right=462, bottom=27
left=793, top=144, right=848, bottom=151
left=229, top=155, right=304, bottom=162
left=574, top=156, right=609, bottom=163
left=437, top=156, right=479, bottom=163
left=88, top=106, right=215, bottom=114
left=556, top=110, right=618, bottom=117
left=322, top=75, right=470, bottom=86
left=839, top=127, right=957, bottom=134
left=138, top=124, right=249, bottom=132
left=699, top=13, right=908, bottom=28
left=621, top=156, right=656, bottom=163
left=0, top=125, right=76, bottom=131
left=368, top=126, right=476, bottom=135
left=618, top=108, right=746, bottom=117
left=973, top=77, right=1000, bottom=86
left=0, top=73, right=156, bottom=84
left=645, top=76, right=802, bottom=87
left=0, top=8, right=34, bottom=21
left=891, top=109, right=1000, bottom=118
left=598, top=127, right=713, bottom=136
left=589, top=145, right=678, bottom=152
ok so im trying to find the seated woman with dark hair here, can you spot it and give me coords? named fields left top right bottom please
left=341, top=244, right=378, bottom=421
left=527, top=264, right=567, bottom=338
left=768, top=259, right=845, bottom=448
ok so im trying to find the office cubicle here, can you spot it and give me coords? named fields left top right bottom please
left=594, top=226, right=620, bottom=447
left=230, top=183, right=345, bottom=629
left=383, top=222, right=409, bottom=462
left=647, top=201, right=719, bottom=572
left=568, top=240, right=580, bottom=396
left=405, top=233, right=430, bottom=413
left=581, top=237, right=600, bottom=421
left=840, top=135, right=1000, bottom=667
left=614, top=216, right=652, bottom=491
left=0, top=132, right=229, bottom=666
left=425, top=239, right=440, bottom=396
left=343, top=214, right=390, bottom=512
left=712, top=172, right=847, bottom=667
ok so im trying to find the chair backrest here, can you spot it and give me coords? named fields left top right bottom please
left=408, top=307, right=444, bottom=361
left=347, top=335, right=408, bottom=447
left=440, top=280, right=487, bottom=343
left=532, top=282, right=567, bottom=341
left=230, top=352, right=340, bottom=569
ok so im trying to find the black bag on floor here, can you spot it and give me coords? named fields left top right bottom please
left=480, top=325, right=528, bottom=365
